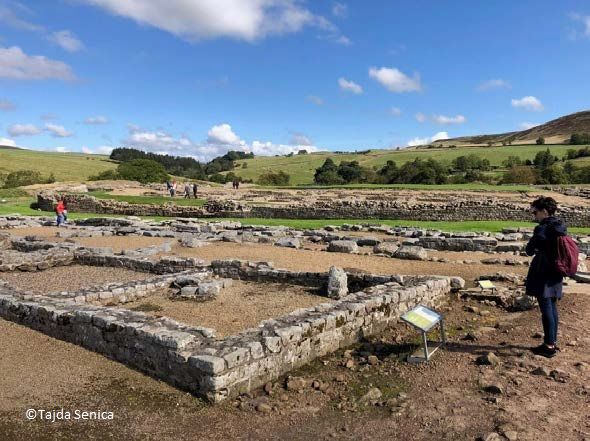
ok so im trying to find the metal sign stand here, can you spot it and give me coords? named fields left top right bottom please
left=401, top=305, right=446, bottom=364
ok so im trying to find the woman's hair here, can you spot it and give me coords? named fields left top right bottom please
left=531, top=196, right=558, bottom=215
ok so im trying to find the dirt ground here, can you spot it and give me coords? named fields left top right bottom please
left=0, top=265, right=154, bottom=293
left=166, top=242, right=528, bottom=287
left=125, top=281, right=331, bottom=337
left=0, top=282, right=588, bottom=441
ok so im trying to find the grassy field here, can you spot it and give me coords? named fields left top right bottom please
left=0, top=148, right=117, bottom=182
left=231, top=144, right=589, bottom=185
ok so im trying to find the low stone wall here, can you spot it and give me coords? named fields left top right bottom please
left=210, top=259, right=404, bottom=292
left=36, top=193, right=590, bottom=227
left=0, top=268, right=457, bottom=402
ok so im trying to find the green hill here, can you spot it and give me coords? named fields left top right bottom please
left=0, top=147, right=117, bottom=182
left=231, top=144, right=587, bottom=185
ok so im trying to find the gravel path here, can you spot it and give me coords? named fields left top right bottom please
left=166, top=242, right=528, bottom=286
left=125, top=280, right=330, bottom=337
left=0, top=265, right=154, bottom=293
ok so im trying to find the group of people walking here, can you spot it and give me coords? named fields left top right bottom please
left=166, top=180, right=198, bottom=198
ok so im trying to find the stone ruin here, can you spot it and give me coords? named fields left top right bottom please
left=35, top=191, right=590, bottom=227
left=2, top=214, right=589, bottom=403
left=0, top=215, right=463, bottom=402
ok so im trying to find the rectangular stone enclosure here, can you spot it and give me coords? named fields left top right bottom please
left=0, top=222, right=459, bottom=403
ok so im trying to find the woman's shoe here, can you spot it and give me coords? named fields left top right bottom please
left=531, top=344, right=557, bottom=358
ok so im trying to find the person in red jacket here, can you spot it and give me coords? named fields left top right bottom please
left=55, top=198, right=65, bottom=227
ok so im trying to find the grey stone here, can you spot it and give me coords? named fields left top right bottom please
left=373, top=242, right=399, bottom=256
left=274, top=237, right=301, bottom=249
left=327, top=266, right=348, bottom=299
left=393, top=245, right=428, bottom=261
left=327, top=240, right=359, bottom=254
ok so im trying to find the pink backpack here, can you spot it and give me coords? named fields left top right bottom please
left=555, top=236, right=579, bottom=277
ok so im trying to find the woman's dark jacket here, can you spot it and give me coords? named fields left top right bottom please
left=525, top=216, right=567, bottom=298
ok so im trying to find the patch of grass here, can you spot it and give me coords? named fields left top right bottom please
left=0, top=188, right=29, bottom=198
left=205, top=217, right=556, bottom=233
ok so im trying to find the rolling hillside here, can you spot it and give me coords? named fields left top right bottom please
left=232, top=144, right=588, bottom=185
left=0, top=147, right=117, bottom=182
left=439, top=110, right=590, bottom=146
left=2, top=110, right=590, bottom=186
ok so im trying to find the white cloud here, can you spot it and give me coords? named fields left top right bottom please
left=569, top=13, right=590, bottom=39
left=307, top=95, right=324, bottom=106
left=389, top=107, right=401, bottom=116
left=8, top=123, right=41, bottom=137
left=519, top=122, right=539, bottom=130
left=250, top=140, right=318, bottom=156
left=369, top=66, right=422, bottom=93
left=415, top=112, right=426, bottom=123
left=54, top=146, right=69, bottom=153
left=0, top=46, right=75, bottom=81
left=125, top=127, right=194, bottom=153
left=290, top=133, right=312, bottom=146
left=0, top=2, right=43, bottom=32
left=477, top=79, right=511, bottom=91
left=82, top=145, right=114, bottom=155
left=407, top=131, right=449, bottom=147
left=0, top=99, right=16, bottom=110
left=207, top=123, right=245, bottom=146
left=48, top=30, right=85, bottom=52
left=431, top=114, right=466, bottom=125
left=332, top=2, right=348, bottom=18
left=0, top=137, right=16, bottom=146
left=84, top=115, right=109, bottom=125
left=332, top=35, right=351, bottom=46
left=45, top=123, right=73, bottom=138
left=338, top=77, right=363, bottom=94
left=122, top=123, right=319, bottom=162
left=511, top=96, right=544, bottom=112
left=82, top=0, right=335, bottom=42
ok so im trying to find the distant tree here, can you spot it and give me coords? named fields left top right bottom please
left=257, top=171, right=290, bottom=186
left=569, top=133, right=590, bottom=145
left=452, top=154, right=491, bottom=172
left=117, top=159, right=169, bottom=184
left=536, top=164, right=567, bottom=184
left=536, top=136, right=545, bottom=145
left=377, top=160, right=398, bottom=183
left=337, top=161, right=364, bottom=183
left=2, top=170, right=54, bottom=188
left=314, top=158, right=342, bottom=185
left=533, top=148, right=558, bottom=170
left=89, top=169, right=120, bottom=181
left=501, top=166, right=536, bottom=184
left=395, top=158, right=448, bottom=184
left=297, top=149, right=308, bottom=155
left=502, top=155, right=523, bottom=168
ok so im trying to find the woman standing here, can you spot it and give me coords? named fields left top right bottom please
left=525, top=196, right=566, bottom=358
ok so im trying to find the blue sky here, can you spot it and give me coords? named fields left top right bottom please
left=1, top=0, right=589, bottom=160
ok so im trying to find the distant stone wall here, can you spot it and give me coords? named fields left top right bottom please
left=36, top=193, right=590, bottom=226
